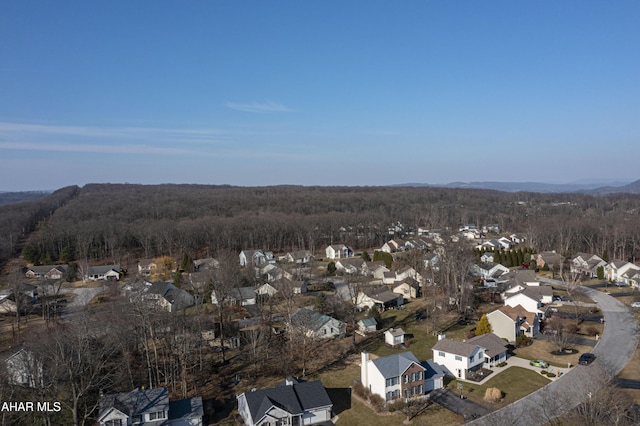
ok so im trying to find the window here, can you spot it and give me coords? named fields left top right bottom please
left=438, top=351, right=445, bottom=358
left=131, top=414, right=143, bottom=424
left=455, top=355, right=462, bottom=361
left=385, top=376, right=399, bottom=387
left=470, top=355, right=474, bottom=362
left=150, top=411, right=165, bottom=420
left=403, top=375, right=409, bottom=383
left=105, top=420, right=123, bottom=426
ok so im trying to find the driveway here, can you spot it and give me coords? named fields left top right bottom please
left=430, top=388, right=491, bottom=421
left=467, top=277, right=638, bottom=425
left=61, top=286, right=104, bottom=318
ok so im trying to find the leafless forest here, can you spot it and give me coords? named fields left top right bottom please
left=3, top=183, right=640, bottom=269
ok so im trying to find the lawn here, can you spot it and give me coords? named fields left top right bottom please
left=513, top=339, right=594, bottom=368
left=446, top=367, right=549, bottom=409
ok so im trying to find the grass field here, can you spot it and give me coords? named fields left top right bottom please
left=445, top=366, right=550, bottom=409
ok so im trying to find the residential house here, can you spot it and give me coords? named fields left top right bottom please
left=335, top=258, right=368, bottom=275
left=503, top=291, right=545, bottom=318
left=533, top=251, right=564, bottom=270
left=466, top=333, right=508, bottom=367
left=384, top=328, right=405, bottom=347
left=193, top=258, right=219, bottom=271
left=487, top=304, right=540, bottom=342
left=393, top=278, right=420, bottom=299
left=480, top=252, right=495, bottom=263
left=358, top=317, right=378, bottom=334
left=211, top=287, right=256, bottom=306
left=4, top=349, right=43, bottom=387
left=570, top=253, right=606, bottom=278
left=289, top=308, right=345, bottom=339
left=239, top=250, right=267, bottom=267
left=470, top=262, right=509, bottom=280
left=357, top=288, right=404, bottom=311
left=605, top=260, right=638, bottom=282
left=423, top=253, right=441, bottom=272
left=403, top=238, right=430, bottom=251
left=237, top=378, right=333, bottom=426
left=146, top=282, right=196, bottom=312
left=382, top=271, right=397, bottom=285
left=510, top=234, right=526, bottom=244
left=367, top=262, right=390, bottom=279
left=137, top=259, right=157, bottom=277
left=325, top=244, right=353, bottom=260
left=255, top=283, right=278, bottom=297
left=98, top=387, right=203, bottom=426
left=395, top=266, right=423, bottom=284
left=622, top=268, right=640, bottom=289
left=380, top=239, right=405, bottom=253
left=360, top=351, right=444, bottom=402
left=85, top=265, right=122, bottom=281
left=24, top=264, right=67, bottom=280
left=281, top=251, right=314, bottom=264
left=432, top=334, right=485, bottom=380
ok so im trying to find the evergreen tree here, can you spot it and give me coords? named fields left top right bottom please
left=362, top=250, right=371, bottom=261
left=597, top=265, right=605, bottom=281
left=327, top=261, right=336, bottom=275
left=475, top=313, right=492, bottom=336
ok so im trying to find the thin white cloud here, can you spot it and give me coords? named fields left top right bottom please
left=0, top=141, right=194, bottom=155
left=225, top=101, right=294, bottom=113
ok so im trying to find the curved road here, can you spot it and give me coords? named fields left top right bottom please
left=468, top=278, right=638, bottom=425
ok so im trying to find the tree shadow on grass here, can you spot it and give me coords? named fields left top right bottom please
left=326, top=388, right=352, bottom=415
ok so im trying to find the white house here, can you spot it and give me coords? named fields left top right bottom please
left=466, top=333, right=508, bottom=367
left=239, top=250, right=267, bottom=267
left=211, top=287, right=256, bottom=306
left=4, top=349, right=43, bottom=387
left=487, top=305, right=540, bottom=342
left=325, top=244, right=353, bottom=260
left=255, top=283, right=278, bottom=297
left=432, top=335, right=485, bottom=380
left=237, top=379, right=333, bottom=426
left=360, top=352, right=444, bottom=402
left=384, top=328, right=405, bottom=347
left=358, top=317, right=378, bottom=334
left=85, top=265, right=121, bottom=281
left=393, top=278, right=420, bottom=299
left=504, top=291, right=544, bottom=317
left=605, top=260, right=638, bottom=282
left=289, top=308, right=345, bottom=339
left=570, top=253, right=606, bottom=278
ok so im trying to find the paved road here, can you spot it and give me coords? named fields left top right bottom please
left=467, top=277, right=638, bottom=426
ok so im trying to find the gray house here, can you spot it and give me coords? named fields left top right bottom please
left=237, top=378, right=333, bottom=426
left=98, top=387, right=203, bottom=426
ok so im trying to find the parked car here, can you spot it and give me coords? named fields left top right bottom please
left=630, top=301, right=640, bottom=308
left=579, top=353, right=596, bottom=365
left=529, top=359, right=549, bottom=368
left=615, top=282, right=629, bottom=287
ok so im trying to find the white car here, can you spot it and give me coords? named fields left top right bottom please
left=631, top=302, right=640, bottom=308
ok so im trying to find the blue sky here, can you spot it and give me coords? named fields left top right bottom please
left=1, top=1, right=639, bottom=191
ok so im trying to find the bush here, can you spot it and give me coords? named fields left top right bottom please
left=388, top=401, right=404, bottom=413
left=566, top=324, right=581, bottom=335
left=546, top=372, right=556, bottom=378
left=484, top=387, right=502, bottom=403
left=369, top=394, right=385, bottom=412
left=497, top=361, right=507, bottom=367
left=352, top=381, right=366, bottom=398
left=516, top=334, right=532, bottom=347
left=540, top=370, right=547, bottom=375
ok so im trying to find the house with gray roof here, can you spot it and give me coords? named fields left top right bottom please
left=85, top=264, right=122, bottom=281
left=466, top=333, right=508, bottom=367
left=432, top=334, right=485, bottom=380
left=237, top=378, right=333, bottom=426
left=289, top=308, right=345, bottom=339
left=98, top=387, right=203, bottom=426
left=360, top=351, right=444, bottom=402
left=24, top=264, right=68, bottom=280
left=147, top=282, right=196, bottom=312
left=357, top=317, right=378, bottom=334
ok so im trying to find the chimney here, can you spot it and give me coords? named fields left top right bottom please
left=361, top=352, right=369, bottom=388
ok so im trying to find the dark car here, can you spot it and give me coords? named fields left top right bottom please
left=579, top=353, right=596, bottom=365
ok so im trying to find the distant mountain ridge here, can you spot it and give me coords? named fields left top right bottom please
left=395, top=180, right=639, bottom=193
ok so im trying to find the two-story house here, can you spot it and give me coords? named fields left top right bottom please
left=360, top=351, right=444, bottom=402
left=432, top=335, right=485, bottom=380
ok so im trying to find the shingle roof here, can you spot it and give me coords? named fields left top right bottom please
left=99, top=388, right=169, bottom=419
left=432, top=338, right=480, bottom=357
left=242, top=381, right=332, bottom=424
left=370, top=352, right=423, bottom=379
left=466, top=333, right=507, bottom=358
